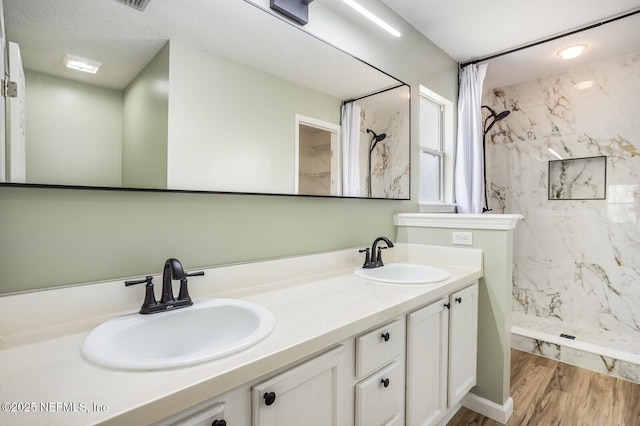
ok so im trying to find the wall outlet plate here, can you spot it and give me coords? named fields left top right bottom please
left=452, top=231, right=473, bottom=245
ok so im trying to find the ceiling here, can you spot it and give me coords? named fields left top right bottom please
left=4, top=0, right=640, bottom=92
left=2, top=0, right=399, bottom=98
left=382, top=0, right=640, bottom=88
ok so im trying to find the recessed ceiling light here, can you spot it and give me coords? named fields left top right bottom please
left=574, top=80, right=594, bottom=90
left=63, top=54, right=102, bottom=74
left=558, top=44, right=587, bottom=60
left=341, top=0, right=401, bottom=38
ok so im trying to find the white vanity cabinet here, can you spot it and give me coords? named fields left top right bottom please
left=353, top=320, right=405, bottom=426
left=251, top=345, right=344, bottom=426
left=157, top=284, right=476, bottom=426
left=406, top=282, right=478, bottom=426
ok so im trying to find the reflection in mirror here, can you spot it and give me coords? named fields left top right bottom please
left=1, top=0, right=410, bottom=199
left=342, top=86, right=410, bottom=198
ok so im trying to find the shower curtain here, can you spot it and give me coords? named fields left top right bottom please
left=454, top=63, right=487, bottom=214
left=341, top=102, right=361, bottom=197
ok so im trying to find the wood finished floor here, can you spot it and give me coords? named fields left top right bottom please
left=448, top=349, right=640, bottom=426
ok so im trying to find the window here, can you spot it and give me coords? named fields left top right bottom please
left=419, top=96, right=444, bottom=202
left=418, top=86, right=455, bottom=212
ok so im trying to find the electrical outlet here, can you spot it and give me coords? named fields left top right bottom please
left=452, top=231, right=473, bottom=245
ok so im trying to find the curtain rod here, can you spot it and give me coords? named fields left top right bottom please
left=342, top=83, right=406, bottom=105
left=459, top=8, right=640, bottom=69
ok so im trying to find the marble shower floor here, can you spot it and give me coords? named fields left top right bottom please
left=512, top=312, right=640, bottom=383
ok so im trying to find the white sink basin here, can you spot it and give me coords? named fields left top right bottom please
left=82, top=298, right=275, bottom=371
left=354, top=263, right=451, bottom=284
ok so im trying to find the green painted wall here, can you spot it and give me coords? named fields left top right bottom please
left=24, top=70, right=123, bottom=187
left=166, top=40, right=341, bottom=193
left=0, top=0, right=458, bottom=294
left=122, top=43, right=170, bottom=189
left=0, top=187, right=409, bottom=293
left=396, top=225, right=514, bottom=406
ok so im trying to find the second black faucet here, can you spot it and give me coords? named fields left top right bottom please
left=359, top=237, right=394, bottom=269
left=125, top=258, right=205, bottom=314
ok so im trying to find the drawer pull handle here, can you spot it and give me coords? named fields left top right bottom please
left=444, top=302, right=451, bottom=309
left=455, top=297, right=462, bottom=303
left=381, top=378, right=390, bottom=388
left=263, top=392, right=276, bottom=406
left=381, top=332, right=390, bottom=342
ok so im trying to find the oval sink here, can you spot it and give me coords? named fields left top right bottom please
left=82, top=298, right=275, bottom=371
left=354, top=263, right=451, bottom=284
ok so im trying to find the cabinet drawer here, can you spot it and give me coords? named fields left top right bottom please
left=355, top=319, right=402, bottom=378
left=355, top=360, right=403, bottom=426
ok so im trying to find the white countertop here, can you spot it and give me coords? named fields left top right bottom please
left=0, top=244, right=482, bottom=425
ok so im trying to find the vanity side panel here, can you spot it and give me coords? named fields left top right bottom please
left=396, top=226, right=513, bottom=407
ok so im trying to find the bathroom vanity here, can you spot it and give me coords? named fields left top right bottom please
left=0, top=243, right=482, bottom=425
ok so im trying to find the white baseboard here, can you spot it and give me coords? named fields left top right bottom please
left=461, top=393, right=513, bottom=424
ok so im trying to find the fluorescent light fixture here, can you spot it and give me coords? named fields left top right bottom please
left=342, top=0, right=401, bottom=38
left=558, top=44, right=586, bottom=60
left=63, top=54, right=102, bottom=74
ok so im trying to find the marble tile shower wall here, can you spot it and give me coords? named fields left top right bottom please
left=483, top=52, right=640, bottom=337
left=359, top=106, right=410, bottom=198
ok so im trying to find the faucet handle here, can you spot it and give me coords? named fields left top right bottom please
left=176, top=270, right=204, bottom=302
left=359, top=248, right=371, bottom=268
left=124, top=275, right=154, bottom=286
left=125, top=276, right=159, bottom=314
left=375, top=246, right=389, bottom=266
left=376, top=245, right=388, bottom=258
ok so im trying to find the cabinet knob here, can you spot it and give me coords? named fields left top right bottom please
left=212, top=420, right=226, bottom=426
left=444, top=302, right=451, bottom=309
left=380, top=378, right=390, bottom=388
left=455, top=297, right=462, bottom=303
left=381, top=332, right=390, bottom=342
left=263, top=391, right=276, bottom=406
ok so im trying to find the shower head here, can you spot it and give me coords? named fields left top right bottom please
left=495, top=110, right=510, bottom=121
left=367, top=128, right=387, bottom=143
left=367, top=129, right=387, bottom=153
left=481, top=105, right=510, bottom=134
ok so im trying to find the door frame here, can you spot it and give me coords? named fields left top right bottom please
left=294, top=114, right=341, bottom=195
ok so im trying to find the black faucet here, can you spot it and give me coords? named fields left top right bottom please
left=125, top=258, right=205, bottom=314
left=360, top=236, right=394, bottom=269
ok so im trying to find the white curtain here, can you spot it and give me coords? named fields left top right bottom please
left=341, top=102, right=361, bottom=197
left=454, top=63, right=487, bottom=214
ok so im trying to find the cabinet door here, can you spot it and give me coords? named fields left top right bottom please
left=406, top=298, right=449, bottom=426
left=252, top=346, right=343, bottom=426
left=448, top=283, right=478, bottom=407
left=355, top=360, right=403, bottom=426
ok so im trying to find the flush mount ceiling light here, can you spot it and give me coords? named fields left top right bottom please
left=558, top=44, right=587, bottom=60
left=63, top=54, right=102, bottom=74
left=341, top=0, right=401, bottom=38
left=574, top=80, right=594, bottom=90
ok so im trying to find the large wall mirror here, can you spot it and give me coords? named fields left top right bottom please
left=0, top=0, right=410, bottom=199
